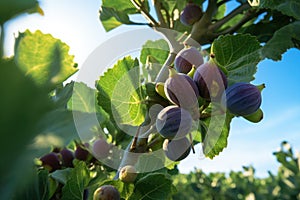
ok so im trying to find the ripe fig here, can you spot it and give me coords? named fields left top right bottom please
left=156, top=105, right=193, bottom=139
left=75, top=144, right=90, bottom=161
left=92, top=138, right=110, bottom=159
left=119, top=165, right=137, bottom=183
left=163, top=137, right=191, bottom=161
left=40, top=152, right=61, bottom=172
left=164, top=68, right=199, bottom=118
left=174, top=47, right=204, bottom=74
left=60, top=148, right=74, bottom=167
left=180, top=3, right=203, bottom=26
left=222, top=82, right=262, bottom=116
left=93, top=185, right=120, bottom=200
left=193, top=59, right=227, bottom=101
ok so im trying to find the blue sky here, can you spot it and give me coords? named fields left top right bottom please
left=4, top=0, right=300, bottom=177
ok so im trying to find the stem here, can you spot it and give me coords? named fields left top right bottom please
left=210, top=3, right=251, bottom=31
left=130, top=0, right=159, bottom=27
left=218, top=9, right=264, bottom=35
left=0, top=24, right=4, bottom=59
left=217, top=0, right=231, bottom=7
left=153, top=0, right=167, bottom=27
left=154, top=52, right=176, bottom=82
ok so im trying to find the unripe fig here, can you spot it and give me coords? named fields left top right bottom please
left=174, top=47, right=204, bottom=74
left=165, top=68, right=199, bottom=118
left=93, top=185, right=120, bottom=200
left=222, top=82, right=262, bottom=116
left=60, top=148, right=74, bottom=167
left=92, top=138, right=110, bottom=159
left=180, top=3, right=203, bottom=26
left=163, top=137, right=191, bottom=161
left=75, top=144, right=90, bottom=161
left=193, top=59, right=227, bottom=101
left=40, top=152, right=61, bottom=172
left=156, top=105, right=193, bottom=139
left=119, top=165, right=137, bottom=183
left=243, top=108, right=263, bottom=123
left=155, top=82, right=168, bottom=99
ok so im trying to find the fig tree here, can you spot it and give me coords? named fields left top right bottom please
left=119, top=165, right=137, bottom=183
left=40, top=152, right=61, bottom=172
left=93, top=185, right=120, bottom=200
left=163, top=137, right=191, bottom=161
left=174, top=47, right=203, bottom=74
left=222, top=82, right=262, bottom=116
left=92, top=138, right=110, bottom=159
left=180, top=3, right=203, bottom=26
left=193, top=59, right=227, bottom=101
left=156, top=105, right=193, bottom=139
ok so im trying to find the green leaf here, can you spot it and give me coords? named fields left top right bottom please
left=96, top=56, right=147, bottom=126
left=140, top=39, right=170, bottom=65
left=260, top=0, right=300, bottom=20
left=14, top=30, right=78, bottom=89
left=261, top=21, right=300, bottom=61
left=61, top=161, right=90, bottom=200
left=203, top=113, right=234, bottom=159
left=129, top=173, right=175, bottom=200
left=51, top=168, right=72, bottom=185
left=0, top=0, right=42, bottom=24
left=102, top=0, right=137, bottom=13
left=100, top=6, right=132, bottom=31
left=211, top=34, right=262, bottom=85
left=0, top=59, right=51, bottom=199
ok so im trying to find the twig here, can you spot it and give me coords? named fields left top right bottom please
left=153, top=0, right=167, bottom=27
left=0, top=24, right=4, bottom=59
left=210, top=3, right=251, bottom=31
left=218, top=9, right=264, bottom=35
left=189, top=133, right=195, bottom=154
left=130, top=0, right=159, bottom=27
left=217, top=0, right=231, bottom=7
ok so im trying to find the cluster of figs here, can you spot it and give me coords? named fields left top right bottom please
left=154, top=47, right=263, bottom=162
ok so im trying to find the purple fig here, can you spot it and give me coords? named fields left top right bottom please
left=93, top=185, right=120, bottom=200
left=222, top=82, right=262, bottom=116
left=60, top=148, right=74, bottom=167
left=156, top=105, right=193, bottom=139
left=40, top=152, right=61, bottom=172
left=180, top=3, right=203, bottom=26
left=193, top=59, right=227, bottom=101
left=75, top=144, right=90, bottom=161
left=174, top=47, right=204, bottom=74
left=165, top=68, right=199, bottom=119
left=92, top=138, right=110, bottom=159
left=163, top=137, right=191, bottom=161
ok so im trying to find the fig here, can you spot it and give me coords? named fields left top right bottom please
left=92, top=138, right=110, bottom=159
left=164, top=68, right=199, bottom=118
left=75, top=144, right=90, bottom=161
left=163, top=137, right=191, bottom=161
left=93, top=185, right=120, bottom=200
left=180, top=3, right=203, bottom=26
left=60, top=148, right=74, bottom=167
left=222, top=82, right=262, bottom=116
left=40, top=152, right=61, bottom=172
left=119, top=165, right=137, bottom=183
left=156, top=105, right=193, bottom=139
left=174, top=47, right=204, bottom=74
left=193, top=59, right=227, bottom=101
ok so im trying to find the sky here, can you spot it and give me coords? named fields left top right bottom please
left=3, top=0, right=300, bottom=177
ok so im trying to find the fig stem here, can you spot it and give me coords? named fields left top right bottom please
left=130, top=125, right=141, bottom=151
left=189, top=133, right=195, bottom=154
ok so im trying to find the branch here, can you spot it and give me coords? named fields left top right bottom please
left=217, top=0, right=231, bottom=7
left=153, top=0, right=168, bottom=27
left=0, top=24, right=4, bottom=59
left=210, top=3, right=251, bottom=31
left=130, top=0, right=159, bottom=27
left=218, top=9, right=264, bottom=35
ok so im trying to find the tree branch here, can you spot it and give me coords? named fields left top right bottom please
left=210, top=3, right=251, bottom=31
left=153, top=0, right=168, bottom=27
left=0, top=24, right=4, bottom=59
left=217, top=0, right=231, bottom=7
left=218, top=9, right=264, bottom=35
left=130, top=0, right=159, bottom=27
